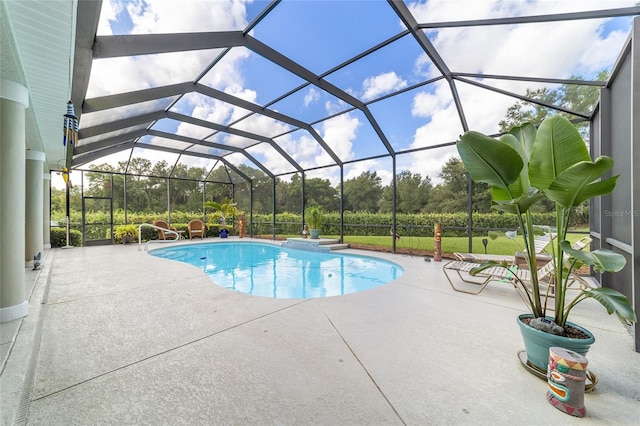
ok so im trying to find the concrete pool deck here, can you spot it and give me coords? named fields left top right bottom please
left=1, top=237, right=638, bottom=425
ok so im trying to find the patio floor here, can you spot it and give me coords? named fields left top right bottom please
left=1, top=238, right=638, bottom=425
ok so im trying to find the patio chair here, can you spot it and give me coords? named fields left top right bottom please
left=453, top=253, right=518, bottom=263
left=188, top=219, right=205, bottom=239
left=454, top=232, right=557, bottom=265
left=444, top=236, right=593, bottom=296
left=568, top=236, right=592, bottom=251
left=517, top=236, right=592, bottom=288
left=443, top=260, right=548, bottom=294
left=153, top=220, right=178, bottom=240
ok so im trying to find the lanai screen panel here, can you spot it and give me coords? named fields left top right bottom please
left=252, top=0, right=401, bottom=75
left=86, top=50, right=222, bottom=97
left=81, top=151, right=133, bottom=172
left=312, top=110, right=390, bottom=162
left=79, top=97, right=179, bottom=129
left=370, top=80, right=462, bottom=153
left=200, top=46, right=307, bottom=105
left=273, top=129, right=336, bottom=171
left=78, top=124, right=150, bottom=148
left=172, top=92, right=257, bottom=127
left=244, top=143, right=299, bottom=176
left=267, top=85, right=352, bottom=124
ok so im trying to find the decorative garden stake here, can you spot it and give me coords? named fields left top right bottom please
left=434, top=223, right=442, bottom=261
left=547, top=347, right=588, bottom=417
left=238, top=214, right=245, bottom=238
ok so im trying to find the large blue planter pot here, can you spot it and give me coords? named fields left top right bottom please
left=219, top=229, right=229, bottom=238
left=517, top=314, right=595, bottom=372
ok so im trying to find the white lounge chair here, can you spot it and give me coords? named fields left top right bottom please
left=454, top=232, right=557, bottom=265
left=444, top=236, right=593, bottom=296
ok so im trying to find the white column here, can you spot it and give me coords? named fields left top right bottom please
left=0, top=79, right=29, bottom=322
left=43, top=172, right=51, bottom=249
left=25, top=150, right=45, bottom=266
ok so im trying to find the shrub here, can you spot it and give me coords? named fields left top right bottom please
left=50, top=227, right=82, bottom=247
left=113, top=224, right=138, bottom=244
left=52, top=209, right=587, bottom=240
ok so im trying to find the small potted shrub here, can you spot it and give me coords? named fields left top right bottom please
left=205, top=199, right=240, bottom=238
left=304, top=206, right=325, bottom=239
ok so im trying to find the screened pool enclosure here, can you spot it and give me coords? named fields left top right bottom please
left=52, top=1, right=639, bottom=247
left=3, top=1, right=639, bottom=347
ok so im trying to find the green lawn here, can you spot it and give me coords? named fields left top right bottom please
left=323, top=233, right=590, bottom=257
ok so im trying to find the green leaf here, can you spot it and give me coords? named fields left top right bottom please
left=545, top=157, right=618, bottom=207
left=491, top=199, right=520, bottom=214
left=560, top=241, right=626, bottom=272
left=469, top=261, right=510, bottom=276
left=506, top=122, right=537, bottom=161
left=582, top=287, right=637, bottom=323
left=570, top=176, right=618, bottom=206
left=499, top=132, right=531, bottom=199
left=457, top=131, right=523, bottom=190
left=490, top=190, right=544, bottom=214
left=488, top=231, right=504, bottom=240
left=529, top=115, right=591, bottom=191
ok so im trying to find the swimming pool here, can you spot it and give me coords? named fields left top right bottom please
left=150, top=242, right=404, bottom=299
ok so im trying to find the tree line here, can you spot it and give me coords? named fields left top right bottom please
left=50, top=157, right=535, bottom=216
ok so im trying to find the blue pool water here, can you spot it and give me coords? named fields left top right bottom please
left=149, top=242, right=404, bottom=299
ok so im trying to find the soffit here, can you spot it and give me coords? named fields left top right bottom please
left=2, top=0, right=75, bottom=171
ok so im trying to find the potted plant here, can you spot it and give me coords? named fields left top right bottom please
left=114, top=224, right=137, bottom=245
left=456, top=115, right=636, bottom=373
left=304, top=206, right=325, bottom=239
left=205, top=198, right=240, bottom=238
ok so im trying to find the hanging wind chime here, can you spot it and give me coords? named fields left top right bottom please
left=62, top=101, right=78, bottom=248
left=63, top=100, right=78, bottom=148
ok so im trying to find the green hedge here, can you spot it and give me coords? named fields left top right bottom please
left=52, top=209, right=588, bottom=240
left=250, top=211, right=587, bottom=238
left=50, top=227, right=82, bottom=248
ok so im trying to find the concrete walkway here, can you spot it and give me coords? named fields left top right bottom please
left=2, top=238, right=638, bottom=425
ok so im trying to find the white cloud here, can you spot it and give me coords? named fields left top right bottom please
left=408, top=0, right=636, bottom=25
left=265, top=111, right=362, bottom=185
left=319, top=113, right=360, bottom=162
left=126, top=0, right=249, bottom=34
left=246, top=142, right=299, bottom=176
left=411, top=82, right=452, bottom=118
left=231, top=112, right=291, bottom=137
left=97, top=0, right=120, bottom=35
left=325, top=99, right=349, bottom=115
left=410, top=0, right=636, bottom=80
left=345, top=159, right=394, bottom=186
left=361, top=72, right=408, bottom=101
left=280, top=132, right=332, bottom=170
left=577, top=29, right=630, bottom=74
left=304, top=88, right=320, bottom=107
left=199, top=47, right=251, bottom=91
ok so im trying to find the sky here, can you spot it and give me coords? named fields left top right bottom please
left=73, top=0, right=638, bottom=190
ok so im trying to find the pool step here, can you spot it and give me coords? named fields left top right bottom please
left=282, top=238, right=350, bottom=252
